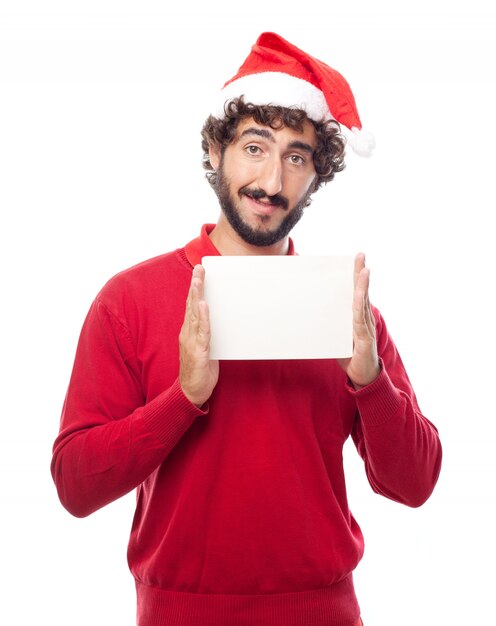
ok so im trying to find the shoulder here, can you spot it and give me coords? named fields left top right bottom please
left=96, top=247, right=192, bottom=316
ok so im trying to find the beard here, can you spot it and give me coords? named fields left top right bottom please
left=214, top=163, right=316, bottom=247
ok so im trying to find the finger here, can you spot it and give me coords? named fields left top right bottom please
left=187, top=265, right=205, bottom=321
left=360, top=275, right=377, bottom=341
left=192, top=265, right=207, bottom=316
left=190, top=278, right=201, bottom=323
left=193, top=264, right=205, bottom=291
left=353, top=252, right=366, bottom=290
left=353, top=268, right=370, bottom=337
left=197, top=301, right=211, bottom=351
left=183, top=282, right=197, bottom=337
left=360, top=263, right=377, bottom=337
left=354, top=267, right=369, bottom=305
left=364, top=298, right=375, bottom=338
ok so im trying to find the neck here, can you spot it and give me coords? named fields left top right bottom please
left=209, top=215, right=290, bottom=256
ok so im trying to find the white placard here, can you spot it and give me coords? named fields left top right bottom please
left=202, top=255, right=354, bottom=360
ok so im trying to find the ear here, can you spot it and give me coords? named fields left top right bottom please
left=209, top=143, right=221, bottom=170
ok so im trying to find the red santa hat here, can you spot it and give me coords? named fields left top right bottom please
left=213, top=32, right=375, bottom=157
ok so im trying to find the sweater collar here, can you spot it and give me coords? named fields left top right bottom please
left=184, top=224, right=220, bottom=266
left=184, top=224, right=296, bottom=267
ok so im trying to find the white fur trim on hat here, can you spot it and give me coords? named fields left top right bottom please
left=347, top=127, right=376, bottom=158
left=214, top=71, right=333, bottom=122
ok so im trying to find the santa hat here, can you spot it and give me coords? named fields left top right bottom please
left=213, top=32, right=375, bottom=157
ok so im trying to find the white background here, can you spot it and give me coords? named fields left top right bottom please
left=1, top=1, right=495, bottom=624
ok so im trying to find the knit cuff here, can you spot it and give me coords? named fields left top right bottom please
left=346, top=358, right=404, bottom=427
left=142, top=378, right=209, bottom=447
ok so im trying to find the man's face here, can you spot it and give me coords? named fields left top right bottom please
left=210, top=117, right=318, bottom=247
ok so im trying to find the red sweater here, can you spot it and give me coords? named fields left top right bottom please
left=51, top=224, right=442, bottom=626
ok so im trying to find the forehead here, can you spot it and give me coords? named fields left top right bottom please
left=233, top=116, right=317, bottom=148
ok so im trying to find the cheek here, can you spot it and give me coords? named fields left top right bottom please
left=226, top=160, right=259, bottom=187
left=290, top=173, right=317, bottom=198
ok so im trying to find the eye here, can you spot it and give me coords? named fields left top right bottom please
left=288, top=154, right=305, bottom=165
left=245, top=145, right=262, bottom=155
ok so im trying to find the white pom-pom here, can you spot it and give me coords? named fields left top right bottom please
left=347, top=126, right=376, bottom=157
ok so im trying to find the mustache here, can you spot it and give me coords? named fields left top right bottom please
left=239, top=186, right=289, bottom=211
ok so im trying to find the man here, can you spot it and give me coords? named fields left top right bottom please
left=51, top=32, right=442, bottom=626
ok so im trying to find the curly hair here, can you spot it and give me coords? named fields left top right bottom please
left=201, top=97, right=346, bottom=192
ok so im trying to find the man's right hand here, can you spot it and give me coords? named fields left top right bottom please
left=179, top=264, right=219, bottom=407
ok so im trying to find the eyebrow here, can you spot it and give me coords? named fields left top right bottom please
left=239, top=127, right=275, bottom=141
left=288, top=140, right=314, bottom=154
left=238, top=127, right=314, bottom=154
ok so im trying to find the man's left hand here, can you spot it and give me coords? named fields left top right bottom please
left=338, top=253, right=380, bottom=390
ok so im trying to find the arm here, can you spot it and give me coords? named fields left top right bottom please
left=51, top=267, right=218, bottom=518
left=349, top=312, right=442, bottom=507
left=339, top=255, right=442, bottom=507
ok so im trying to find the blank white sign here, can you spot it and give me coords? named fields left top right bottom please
left=202, top=255, right=354, bottom=360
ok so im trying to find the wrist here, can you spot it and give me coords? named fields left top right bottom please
left=348, top=362, right=381, bottom=391
left=180, top=386, right=207, bottom=409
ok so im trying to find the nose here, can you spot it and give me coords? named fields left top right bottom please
left=257, top=157, right=283, bottom=197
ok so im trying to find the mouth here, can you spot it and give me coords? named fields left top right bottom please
left=240, top=188, right=288, bottom=217
left=245, top=195, right=279, bottom=216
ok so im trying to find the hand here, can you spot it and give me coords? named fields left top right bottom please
left=338, top=253, right=380, bottom=390
left=179, top=265, right=219, bottom=407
